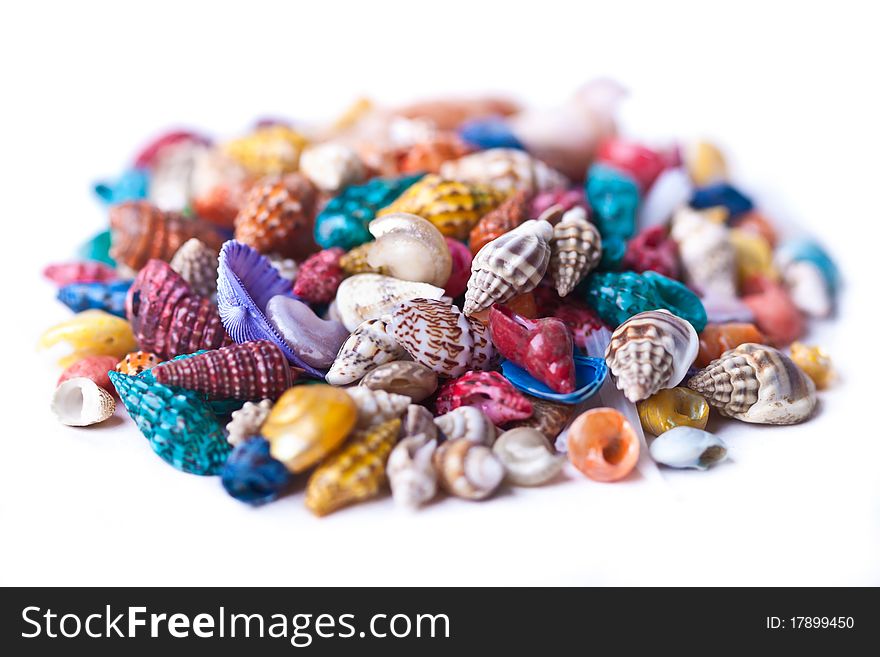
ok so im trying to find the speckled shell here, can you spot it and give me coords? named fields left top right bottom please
left=345, top=387, right=412, bottom=429
left=605, top=309, right=699, bottom=403
left=115, top=350, right=161, bottom=375
left=687, top=343, right=817, bottom=424
left=464, top=219, right=553, bottom=315
left=335, top=274, right=446, bottom=332
left=169, top=238, right=219, bottom=297
left=339, top=243, right=385, bottom=276
left=226, top=399, right=273, bottom=446
left=367, top=213, right=452, bottom=287
left=433, top=438, right=505, bottom=501
left=387, top=435, right=438, bottom=509
left=549, top=206, right=602, bottom=297
left=389, top=298, right=497, bottom=377
left=305, top=418, right=401, bottom=516
left=378, top=174, right=509, bottom=240
left=506, top=395, right=576, bottom=441
left=434, top=407, right=497, bottom=445
left=468, top=190, right=529, bottom=257
left=493, top=428, right=564, bottom=486
left=299, top=142, right=365, bottom=192
left=51, top=377, right=116, bottom=427
left=359, top=360, right=438, bottom=403
left=671, top=207, right=737, bottom=298
left=439, top=148, right=569, bottom=195
left=326, top=319, right=406, bottom=386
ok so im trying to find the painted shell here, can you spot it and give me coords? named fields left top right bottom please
left=299, top=142, right=365, bottom=192
left=506, top=395, right=575, bottom=442
left=637, top=387, right=710, bottom=435
left=109, top=201, right=224, bottom=272
left=221, top=436, right=293, bottom=506
left=439, top=148, right=568, bottom=195
left=39, top=309, right=137, bottom=367
left=435, top=371, right=532, bottom=425
left=387, top=435, right=438, bottom=509
left=605, top=310, right=699, bottom=403
left=226, top=399, right=273, bottom=446
left=685, top=140, right=728, bottom=186
left=305, top=418, right=401, bottom=516
left=223, top=125, right=308, bottom=176
left=51, top=377, right=116, bottom=427
left=335, top=274, right=446, bottom=332
left=366, top=213, right=452, bottom=287
left=468, top=190, right=529, bottom=257
left=567, top=407, right=640, bottom=483
left=345, top=387, right=411, bottom=429
left=649, top=426, right=728, bottom=470
left=670, top=207, right=737, bottom=298
left=500, top=353, right=607, bottom=405
left=292, top=248, right=344, bottom=304
left=464, top=219, right=553, bottom=316
left=399, top=133, right=472, bottom=174
left=434, top=406, right=497, bottom=446
left=57, top=280, right=131, bottom=317
left=359, top=360, right=438, bottom=403
left=109, top=370, right=231, bottom=475
left=691, top=182, right=754, bottom=218
left=266, top=296, right=349, bottom=370
left=790, top=342, right=834, bottom=390
left=595, top=137, right=676, bottom=191
left=43, top=261, right=117, bottom=286
left=687, top=343, right=817, bottom=424
left=729, top=228, right=776, bottom=286
left=696, top=322, right=766, bottom=368
left=326, top=318, right=406, bottom=385
left=58, top=354, right=118, bottom=393
left=549, top=206, right=602, bottom=297
left=433, top=438, right=504, bottom=501
left=741, top=275, right=805, bottom=346
left=493, top=428, right=565, bottom=486
left=169, top=238, right=219, bottom=298
left=776, top=239, right=839, bottom=319
left=443, top=238, right=473, bottom=298
left=585, top=163, right=640, bottom=241
left=389, top=298, right=496, bottom=377
left=622, top=225, right=680, bottom=280
left=378, top=174, right=509, bottom=240
left=77, top=230, right=114, bottom=267
left=339, top=242, right=385, bottom=276
left=115, top=350, right=161, bottom=375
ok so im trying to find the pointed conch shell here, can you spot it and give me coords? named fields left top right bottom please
left=433, top=406, right=497, bottom=445
left=671, top=207, right=737, bottom=298
left=366, top=212, right=452, bottom=287
left=51, top=377, right=116, bottom=427
left=605, top=309, right=699, bottom=403
left=433, top=438, right=505, bottom=500
left=686, top=343, right=816, bottom=424
left=169, top=237, right=219, bottom=298
left=325, top=318, right=407, bottom=385
left=464, top=219, right=553, bottom=316
left=345, top=386, right=412, bottom=429
left=334, top=273, right=445, bottom=331
left=493, top=427, right=565, bottom=486
left=548, top=206, right=602, bottom=296
left=387, top=435, right=438, bottom=509
left=439, top=148, right=569, bottom=195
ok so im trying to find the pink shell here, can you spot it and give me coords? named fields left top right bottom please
left=57, top=355, right=119, bottom=395
left=621, top=226, right=680, bottom=279
left=43, top=261, right=117, bottom=286
left=292, top=248, right=344, bottom=304
left=444, top=238, right=472, bottom=298
left=435, top=371, right=532, bottom=425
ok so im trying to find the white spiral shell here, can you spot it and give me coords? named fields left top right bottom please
left=387, top=435, right=438, bottom=509
left=366, top=212, right=452, bottom=287
left=345, top=387, right=412, bottom=429
left=51, top=377, right=116, bottom=427
left=671, top=207, right=737, bottom=298
left=433, top=438, right=505, bottom=501
left=493, top=427, right=565, bottom=486
left=434, top=407, right=497, bottom=446
left=439, top=147, right=569, bottom=195
left=299, top=142, right=365, bottom=193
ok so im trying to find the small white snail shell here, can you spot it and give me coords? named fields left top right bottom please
left=649, top=426, right=728, bottom=470
left=493, top=428, right=565, bottom=486
left=51, top=377, right=115, bottom=427
left=367, top=212, right=453, bottom=287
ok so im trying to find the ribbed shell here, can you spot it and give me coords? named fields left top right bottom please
left=433, top=407, right=497, bottom=445
left=169, top=238, right=219, bottom=297
left=345, top=387, right=412, bottom=429
left=386, top=435, right=438, bottom=509
left=671, top=207, right=737, bottom=298
left=326, top=318, right=406, bottom=386
left=605, top=309, right=699, bottom=403
left=439, top=148, right=569, bottom=195
left=402, top=404, right=439, bottom=442
left=686, top=343, right=817, bottom=424
left=226, top=399, right=273, bottom=446
left=550, top=206, right=602, bottom=297
left=463, top=220, right=553, bottom=316
left=433, top=438, right=504, bottom=500
left=334, top=274, right=446, bottom=332
left=51, top=377, right=116, bottom=427
left=468, top=190, right=529, bottom=257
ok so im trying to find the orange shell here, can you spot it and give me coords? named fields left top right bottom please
left=469, top=291, right=538, bottom=325
left=398, top=134, right=472, bottom=174
left=394, top=97, right=520, bottom=131
left=567, top=408, right=640, bottom=483
left=468, top=190, right=530, bottom=256
left=696, top=323, right=766, bottom=367
left=734, top=210, right=778, bottom=248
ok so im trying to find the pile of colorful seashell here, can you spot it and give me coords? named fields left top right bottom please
left=39, top=82, right=840, bottom=516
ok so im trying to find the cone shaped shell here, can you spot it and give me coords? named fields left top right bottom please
left=549, top=206, right=602, bottom=297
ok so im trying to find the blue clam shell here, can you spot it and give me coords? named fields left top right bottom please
left=501, top=354, right=608, bottom=405
left=690, top=182, right=753, bottom=218
left=57, top=280, right=132, bottom=317
left=221, top=436, right=293, bottom=506
left=458, top=117, right=525, bottom=151
left=216, top=240, right=324, bottom=378
left=776, top=238, right=839, bottom=292
left=93, top=168, right=150, bottom=205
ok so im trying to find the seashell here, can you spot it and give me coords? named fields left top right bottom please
left=216, top=240, right=324, bottom=376
left=115, top=350, right=161, bottom=375
left=670, top=207, right=737, bottom=298
left=359, top=360, right=438, bottom=403
left=567, top=407, right=640, bottom=482
left=790, top=342, right=834, bottom=390
left=684, top=140, right=728, bottom=186
left=698, top=291, right=755, bottom=324
left=458, top=117, right=525, bottom=151
left=493, top=428, right=565, bottom=486
left=43, top=261, right=117, bottom=286
left=58, top=354, right=119, bottom=394
left=261, top=385, right=358, bottom=473
left=314, top=173, right=423, bottom=250
left=366, top=213, right=452, bottom=287
left=77, top=230, right=115, bottom=267
left=339, top=242, right=385, bottom=276
left=267, top=255, right=299, bottom=282
left=729, top=228, right=777, bottom=286
left=93, top=168, right=150, bottom=205
left=433, top=438, right=504, bottom=501
left=147, top=138, right=212, bottom=211
left=337, top=274, right=446, bottom=332
left=378, top=174, right=509, bottom=240
left=403, top=404, right=439, bottom=442
left=226, top=399, right=274, bottom=446
left=733, top=210, right=778, bottom=248
left=152, top=340, right=295, bottom=401
left=531, top=188, right=586, bottom=219
left=266, top=296, right=349, bottom=370
left=169, top=238, right=219, bottom=298
left=345, top=386, right=411, bottom=429
left=596, top=137, right=677, bottom=191
left=506, top=395, right=576, bottom=442
left=435, top=371, right=532, bottom=425
left=51, top=377, right=116, bottom=427
left=468, top=190, right=529, bottom=257
left=637, top=387, right=710, bottom=435
left=389, top=298, right=496, bottom=377
left=690, top=182, right=754, bottom=218
left=109, top=201, right=225, bottom=272
left=434, top=406, right=497, bottom=446
left=109, top=370, right=231, bottom=475
left=584, top=163, right=640, bottom=241
left=133, top=130, right=212, bottom=170
left=637, top=167, right=693, bottom=230
left=299, top=142, right=365, bottom=192
left=696, top=323, right=766, bottom=368
left=387, top=435, right=438, bottom=509
left=221, top=436, right=293, bottom=506
left=621, top=225, right=680, bottom=280
left=39, top=309, right=137, bottom=367
left=292, top=248, right=345, bottom=304
left=126, top=259, right=232, bottom=361
left=395, top=96, right=520, bottom=130
left=189, top=149, right=251, bottom=229
left=464, top=219, right=553, bottom=316
left=686, top=343, right=817, bottom=425
left=326, top=318, right=406, bottom=385
left=649, top=426, right=728, bottom=470
left=57, top=280, right=131, bottom=317
left=500, top=354, right=607, bottom=405
left=549, top=206, right=602, bottom=297
left=775, top=239, right=839, bottom=319
left=605, top=309, right=699, bottom=403
left=399, top=133, right=472, bottom=174
left=233, top=173, right=319, bottom=259
left=305, top=418, right=401, bottom=516
left=443, top=238, right=472, bottom=298
left=223, top=125, right=308, bottom=176
left=741, top=275, right=805, bottom=346
left=439, top=148, right=568, bottom=195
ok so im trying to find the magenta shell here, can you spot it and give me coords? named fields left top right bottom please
left=435, top=371, right=533, bottom=425
left=292, top=248, right=344, bottom=304
left=133, top=130, right=212, bottom=169
left=531, top=188, right=587, bottom=218
left=443, top=238, right=472, bottom=298
left=43, top=261, right=117, bottom=286
left=621, top=226, right=680, bottom=279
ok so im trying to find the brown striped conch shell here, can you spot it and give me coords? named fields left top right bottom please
left=433, top=438, right=505, bottom=500
left=325, top=318, right=407, bottom=386
left=366, top=213, right=452, bottom=287
left=687, top=343, right=816, bottom=424
left=345, top=386, right=412, bottom=429
left=439, top=148, right=569, bottom=195
left=334, top=274, right=446, bottom=332
left=671, top=207, right=737, bottom=298
left=434, top=406, right=497, bottom=446
left=548, top=205, right=602, bottom=296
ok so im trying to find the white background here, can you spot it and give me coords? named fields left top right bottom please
left=1, top=0, right=878, bottom=585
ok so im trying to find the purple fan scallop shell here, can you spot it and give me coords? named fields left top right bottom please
left=216, top=240, right=324, bottom=377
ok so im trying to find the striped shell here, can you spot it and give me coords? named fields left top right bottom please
left=334, top=273, right=445, bottom=332
left=463, top=219, right=553, bottom=316
left=671, top=207, right=737, bottom=298
left=686, top=343, right=816, bottom=424
left=345, top=387, right=412, bottom=429
left=605, top=309, right=699, bottom=403
left=439, top=148, right=569, bottom=195
left=169, top=238, right=219, bottom=298
left=433, top=406, right=496, bottom=445
left=549, top=206, right=602, bottom=296
left=326, top=318, right=406, bottom=385
left=433, top=438, right=505, bottom=501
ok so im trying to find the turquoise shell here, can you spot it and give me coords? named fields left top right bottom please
left=313, top=173, right=422, bottom=250
left=597, top=234, right=627, bottom=271
left=584, top=270, right=707, bottom=332
left=109, top=370, right=231, bottom=476
left=776, top=238, right=839, bottom=292
left=76, top=230, right=115, bottom=267
left=141, top=351, right=245, bottom=417
left=585, top=163, right=640, bottom=241
left=93, top=168, right=150, bottom=205
left=501, top=354, right=607, bottom=404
